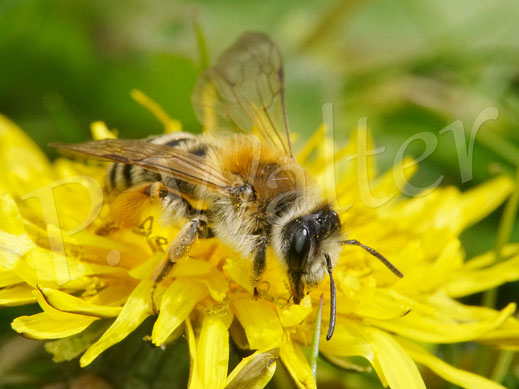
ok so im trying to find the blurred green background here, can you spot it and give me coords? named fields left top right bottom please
left=1, top=0, right=519, bottom=387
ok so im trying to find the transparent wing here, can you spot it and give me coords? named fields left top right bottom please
left=191, top=32, right=293, bottom=157
left=51, top=140, right=231, bottom=193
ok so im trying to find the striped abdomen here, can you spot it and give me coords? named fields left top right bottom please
left=105, top=132, right=211, bottom=223
left=106, top=132, right=209, bottom=192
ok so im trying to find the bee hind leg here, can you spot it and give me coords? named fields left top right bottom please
left=151, top=218, right=207, bottom=313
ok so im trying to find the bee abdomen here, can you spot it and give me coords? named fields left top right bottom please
left=105, top=132, right=205, bottom=192
left=106, top=162, right=161, bottom=191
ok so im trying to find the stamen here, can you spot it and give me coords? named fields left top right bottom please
left=131, top=89, right=182, bottom=133
left=325, top=254, right=336, bottom=341
left=342, top=239, right=403, bottom=278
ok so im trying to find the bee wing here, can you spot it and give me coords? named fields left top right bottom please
left=51, top=139, right=231, bottom=193
left=191, top=32, right=293, bottom=158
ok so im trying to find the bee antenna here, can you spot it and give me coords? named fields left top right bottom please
left=324, top=254, right=336, bottom=341
left=342, top=239, right=403, bottom=278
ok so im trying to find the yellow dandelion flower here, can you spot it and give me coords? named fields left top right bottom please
left=1, top=107, right=519, bottom=389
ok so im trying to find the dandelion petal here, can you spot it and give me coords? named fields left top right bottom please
left=279, top=337, right=316, bottom=389
left=0, top=194, right=25, bottom=234
left=458, top=176, right=513, bottom=230
left=190, top=312, right=232, bottom=389
left=0, top=231, right=34, bottom=269
left=80, top=278, right=153, bottom=367
left=319, top=320, right=374, bottom=358
left=399, top=338, right=505, bottom=389
left=224, top=348, right=278, bottom=389
left=38, top=286, right=122, bottom=318
left=367, top=302, right=515, bottom=343
left=276, top=296, right=312, bottom=327
left=0, top=284, right=36, bottom=306
left=366, top=328, right=425, bottom=389
left=233, top=299, right=283, bottom=349
left=0, top=268, right=23, bottom=287
left=152, top=279, right=207, bottom=346
left=445, top=253, right=519, bottom=298
left=0, top=115, right=51, bottom=195
left=12, top=312, right=97, bottom=339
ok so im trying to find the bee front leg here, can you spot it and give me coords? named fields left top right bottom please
left=151, top=218, right=207, bottom=312
left=252, top=236, right=268, bottom=299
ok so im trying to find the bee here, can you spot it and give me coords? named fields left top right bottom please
left=52, top=32, right=403, bottom=340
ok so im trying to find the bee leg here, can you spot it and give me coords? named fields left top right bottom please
left=151, top=218, right=206, bottom=313
left=145, top=181, right=168, bottom=199
left=252, top=236, right=268, bottom=299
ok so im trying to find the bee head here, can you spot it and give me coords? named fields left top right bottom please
left=282, top=206, right=341, bottom=304
left=277, top=204, right=401, bottom=341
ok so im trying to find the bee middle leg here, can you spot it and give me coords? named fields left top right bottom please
left=152, top=218, right=207, bottom=283
left=151, top=218, right=207, bottom=312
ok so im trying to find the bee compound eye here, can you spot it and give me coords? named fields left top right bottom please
left=288, top=227, right=311, bottom=271
left=331, top=210, right=339, bottom=224
left=294, top=228, right=308, bottom=253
